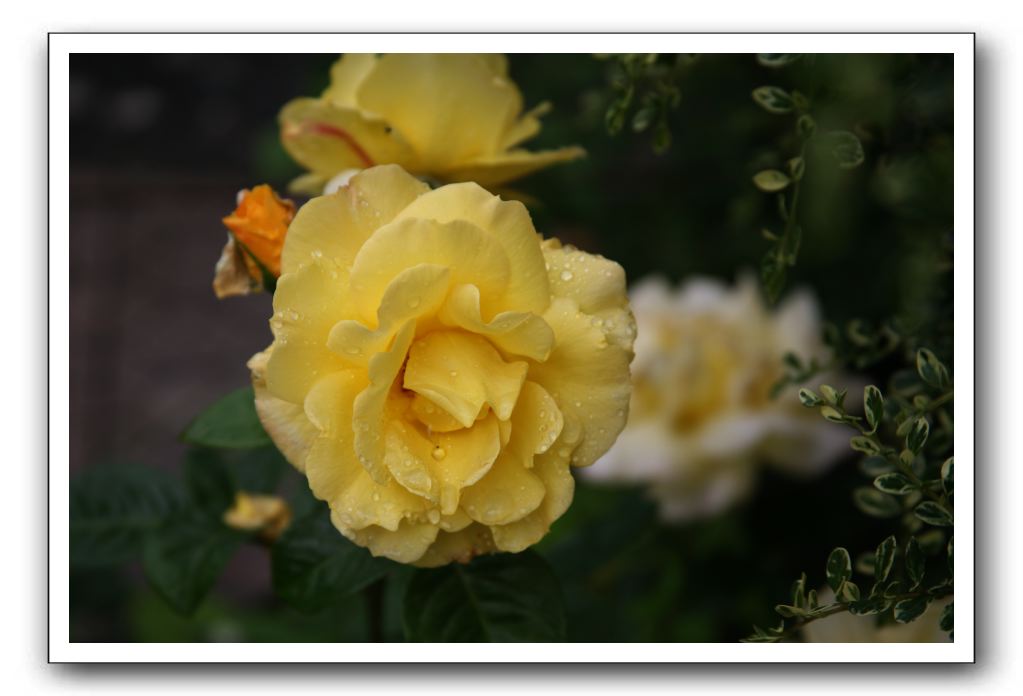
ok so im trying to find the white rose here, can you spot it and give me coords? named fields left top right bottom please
left=585, top=274, right=852, bottom=520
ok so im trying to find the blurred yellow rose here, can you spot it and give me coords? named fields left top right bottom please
left=248, top=164, right=634, bottom=565
left=585, top=275, right=851, bottom=520
left=223, top=491, right=292, bottom=543
left=213, top=185, right=295, bottom=298
left=279, top=54, right=584, bottom=195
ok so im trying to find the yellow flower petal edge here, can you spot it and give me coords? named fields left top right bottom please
left=250, top=164, right=635, bottom=565
left=279, top=54, right=584, bottom=192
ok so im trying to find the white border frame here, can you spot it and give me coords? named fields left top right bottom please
left=49, top=32, right=975, bottom=663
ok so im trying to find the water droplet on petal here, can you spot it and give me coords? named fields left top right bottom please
left=560, top=270, right=574, bottom=281
left=431, top=446, right=446, bottom=461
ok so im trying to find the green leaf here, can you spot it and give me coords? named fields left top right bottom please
left=791, top=572, right=807, bottom=608
left=403, top=551, right=566, bottom=642
left=874, top=535, right=897, bottom=583
left=826, top=547, right=852, bottom=593
left=752, top=86, right=794, bottom=114
left=853, top=487, right=902, bottom=518
left=850, top=436, right=881, bottom=455
left=874, top=472, right=915, bottom=495
left=823, top=130, right=865, bottom=169
left=272, top=506, right=393, bottom=612
left=860, top=455, right=894, bottom=477
left=820, top=406, right=845, bottom=423
left=631, top=105, right=657, bottom=133
left=893, top=595, right=931, bottom=624
left=819, top=384, right=841, bottom=406
left=787, top=156, right=805, bottom=181
left=837, top=580, right=861, bottom=603
left=756, top=53, right=802, bottom=68
left=70, top=464, right=185, bottom=568
left=798, top=388, right=822, bottom=407
left=914, top=501, right=953, bottom=527
left=905, top=537, right=925, bottom=590
left=796, top=114, right=816, bottom=139
left=142, top=514, right=244, bottom=615
left=181, top=387, right=271, bottom=449
left=864, top=385, right=884, bottom=435
left=941, top=457, right=954, bottom=496
left=183, top=448, right=235, bottom=517
left=753, top=169, right=791, bottom=193
left=939, top=601, right=954, bottom=633
left=906, top=417, right=930, bottom=454
left=916, top=349, right=951, bottom=389
left=774, top=604, right=807, bottom=618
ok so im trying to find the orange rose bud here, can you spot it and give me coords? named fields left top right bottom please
left=222, top=184, right=296, bottom=278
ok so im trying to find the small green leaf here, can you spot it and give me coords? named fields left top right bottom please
left=850, top=436, right=881, bottom=455
left=799, top=388, right=822, bottom=407
left=796, top=114, right=816, bottom=139
left=893, top=595, right=931, bottom=624
left=753, top=169, right=791, bottom=193
left=631, top=105, right=657, bottom=132
left=823, top=130, right=865, bottom=169
left=864, top=385, right=884, bottom=435
left=272, top=506, right=394, bottom=612
left=826, top=547, right=852, bottom=593
left=403, top=551, right=566, bottom=642
left=752, top=86, right=795, bottom=114
left=939, top=601, right=954, bottom=633
left=914, top=501, right=953, bottom=527
left=181, top=387, right=271, bottom=449
left=906, top=417, right=930, bottom=454
left=853, top=487, right=902, bottom=518
left=756, top=53, right=802, bottom=68
left=774, top=604, right=807, bottom=618
left=941, top=457, right=954, bottom=496
left=819, top=384, right=840, bottom=405
left=905, top=537, right=925, bottom=590
left=142, top=514, right=244, bottom=615
left=70, top=465, right=186, bottom=568
left=837, top=580, right=861, bottom=603
left=916, top=348, right=951, bottom=389
left=787, top=156, right=805, bottom=181
left=874, top=472, right=915, bottom=495
left=874, top=535, right=897, bottom=583
left=791, top=572, right=807, bottom=608
left=820, top=406, right=846, bottom=423
left=860, top=455, right=894, bottom=477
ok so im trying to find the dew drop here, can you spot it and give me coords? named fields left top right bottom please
left=408, top=297, right=421, bottom=309
left=431, top=446, right=446, bottom=461
left=449, top=370, right=458, bottom=378
left=344, top=345, right=362, bottom=356
left=560, top=270, right=574, bottom=282
left=427, top=509, right=441, bottom=524
left=312, top=249, right=323, bottom=259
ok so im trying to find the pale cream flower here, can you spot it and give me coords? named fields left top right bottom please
left=585, top=274, right=851, bottom=520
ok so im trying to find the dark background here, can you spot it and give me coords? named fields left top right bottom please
left=70, top=53, right=954, bottom=642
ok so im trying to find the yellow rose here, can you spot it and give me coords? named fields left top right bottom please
left=586, top=275, right=851, bottom=520
left=213, top=184, right=295, bottom=298
left=279, top=54, right=584, bottom=195
left=248, top=164, right=634, bottom=566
